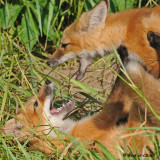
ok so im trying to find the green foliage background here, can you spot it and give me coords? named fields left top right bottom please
left=1, top=0, right=160, bottom=51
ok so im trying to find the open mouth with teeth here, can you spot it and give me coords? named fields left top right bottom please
left=44, top=81, right=75, bottom=115
left=49, top=101, right=75, bottom=114
left=74, top=58, right=93, bottom=81
left=75, top=69, right=81, bottom=80
left=48, top=55, right=93, bottom=81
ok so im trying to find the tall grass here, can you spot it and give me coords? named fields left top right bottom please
left=0, top=0, right=160, bottom=159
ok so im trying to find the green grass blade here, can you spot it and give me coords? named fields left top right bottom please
left=113, top=47, right=127, bottom=73
left=56, top=71, right=105, bottom=101
left=9, top=83, right=33, bottom=97
left=26, top=50, right=37, bottom=93
left=95, top=141, right=117, bottom=160
left=45, top=0, right=55, bottom=49
left=138, top=0, right=142, bottom=8
left=34, top=68, right=62, bottom=85
left=78, top=92, right=103, bottom=105
left=0, top=49, right=5, bottom=67
left=111, top=48, right=160, bottom=122
left=15, top=139, right=31, bottom=160
left=1, top=138, right=16, bottom=160
left=35, top=0, right=42, bottom=36
left=70, top=79, right=105, bottom=101
left=0, top=57, right=14, bottom=121
left=5, top=0, right=9, bottom=28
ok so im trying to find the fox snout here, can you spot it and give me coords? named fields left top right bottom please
left=47, top=48, right=65, bottom=67
left=45, top=80, right=52, bottom=85
left=44, top=80, right=54, bottom=96
left=47, top=58, right=60, bottom=67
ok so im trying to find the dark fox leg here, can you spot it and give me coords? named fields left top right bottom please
left=104, top=32, right=160, bottom=127
left=102, top=46, right=133, bottom=128
left=102, top=71, right=132, bottom=128
left=147, top=31, right=160, bottom=52
left=101, top=46, right=134, bottom=128
left=147, top=31, right=160, bottom=75
left=117, top=45, right=129, bottom=64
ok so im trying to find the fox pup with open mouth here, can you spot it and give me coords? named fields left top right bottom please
left=4, top=59, right=160, bottom=156
left=48, top=0, right=160, bottom=80
left=4, top=80, right=76, bottom=142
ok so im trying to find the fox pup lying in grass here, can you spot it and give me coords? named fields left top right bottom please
left=4, top=60, right=160, bottom=156
left=4, top=80, right=77, bottom=139
left=47, top=0, right=160, bottom=80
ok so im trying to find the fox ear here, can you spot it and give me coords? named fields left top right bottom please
left=82, top=0, right=109, bottom=32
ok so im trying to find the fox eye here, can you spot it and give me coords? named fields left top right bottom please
left=61, top=43, right=69, bottom=49
left=34, top=101, right=38, bottom=107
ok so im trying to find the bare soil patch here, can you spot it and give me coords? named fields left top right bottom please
left=42, top=54, right=119, bottom=102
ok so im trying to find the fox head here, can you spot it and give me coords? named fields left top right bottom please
left=4, top=80, right=75, bottom=140
left=47, top=0, right=110, bottom=80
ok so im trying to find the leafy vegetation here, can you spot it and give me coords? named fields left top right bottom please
left=1, top=0, right=159, bottom=51
left=0, top=0, right=160, bottom=159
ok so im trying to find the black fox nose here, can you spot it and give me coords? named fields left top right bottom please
left=45, top=80, right=52, bottom=85
left=47, top=61, right=50, bottom=66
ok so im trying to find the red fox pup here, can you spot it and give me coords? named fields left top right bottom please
left=47, top=0, right=160, bottom=80
left=4, top=61, right=160, bottom=156
left=4, top=80, right=76, bottom=140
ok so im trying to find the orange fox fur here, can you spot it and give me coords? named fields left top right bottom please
left=46, top=0, right=160, bottom=143
left=48, top=0, right=160, bottom=80
left=4, top=61, right=160, bottom=156
left=4, top=0, right=160, bottom=156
